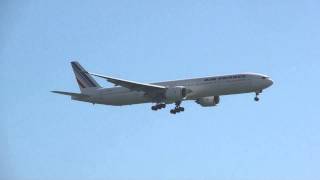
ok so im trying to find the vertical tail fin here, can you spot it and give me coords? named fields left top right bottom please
left=71, top=61, right=101, bottom=93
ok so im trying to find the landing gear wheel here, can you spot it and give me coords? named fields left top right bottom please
left=254, top=91, right=261, bottom=102
left=151, top=103, right=166, bottom=111
left=170, top=101, right=185, bottom=114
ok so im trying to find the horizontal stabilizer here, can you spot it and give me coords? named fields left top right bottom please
left=51, top=91, right=89, bottom=98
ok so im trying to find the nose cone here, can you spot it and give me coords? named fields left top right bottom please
left=267, top=79, right=274, bottom=87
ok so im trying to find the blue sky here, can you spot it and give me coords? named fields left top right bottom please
left=1, top=0, right=320, bottom=179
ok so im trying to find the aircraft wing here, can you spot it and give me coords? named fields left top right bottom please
left=90, top=73, right=167, bottom=93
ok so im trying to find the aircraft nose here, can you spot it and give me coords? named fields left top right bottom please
left=267, top=79, right=274, bottom=87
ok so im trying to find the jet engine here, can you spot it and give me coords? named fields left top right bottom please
left=164, top=86, right=187, bottom=103
left=196, top=96, right=220, bottom=107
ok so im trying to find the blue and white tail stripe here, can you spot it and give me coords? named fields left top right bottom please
left=71, top=61, right=101, bottom=89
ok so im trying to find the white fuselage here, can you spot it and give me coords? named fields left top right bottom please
left=73, top=73, right=273, bottom=106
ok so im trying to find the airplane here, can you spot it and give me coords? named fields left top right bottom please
left=52, top=61, right=273, bottom=114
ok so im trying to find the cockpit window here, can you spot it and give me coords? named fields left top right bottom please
left=262, top=76, right=269, bottom=79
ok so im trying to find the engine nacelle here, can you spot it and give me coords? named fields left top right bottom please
left=165, top=86, right=187, bottom=103
left=196, top=96, right=220, bottom=107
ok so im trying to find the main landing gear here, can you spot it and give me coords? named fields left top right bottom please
left=151, top=101, right=185, bottom=114
left=151, top=103, right=166, bottom=111
left=170, top=101, right=185, bottom=114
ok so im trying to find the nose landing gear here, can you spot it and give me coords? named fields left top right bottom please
left=254, top=91, right=262, bottom=102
